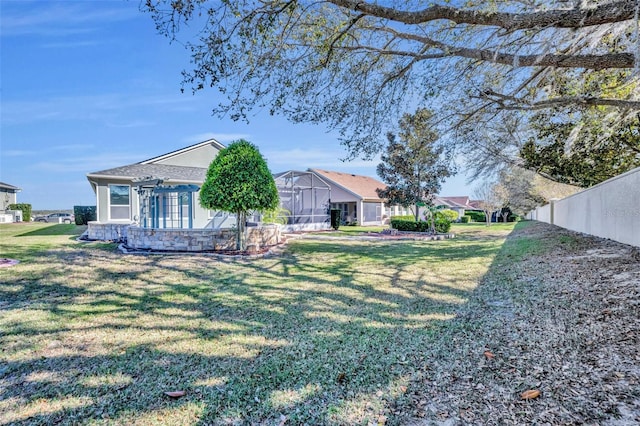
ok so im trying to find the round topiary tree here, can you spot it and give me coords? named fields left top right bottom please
left=200, top=140, right=279, bottom=251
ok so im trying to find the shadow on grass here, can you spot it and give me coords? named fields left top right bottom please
left=0, top=222, right=548, bottom=424
left=15, top=224, right=84, bottom=237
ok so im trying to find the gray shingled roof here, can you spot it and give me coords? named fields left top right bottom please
left=87, top=163, right=207, bottom=182
left=0, top=182, right=21, bottom=191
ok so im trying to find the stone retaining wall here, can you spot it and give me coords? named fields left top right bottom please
left=87, top=222, right=130, bottom=241
left=126, top=225, right=281, bottom=252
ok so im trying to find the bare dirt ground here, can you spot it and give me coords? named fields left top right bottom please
left=403, top=221, right=639, bottom=425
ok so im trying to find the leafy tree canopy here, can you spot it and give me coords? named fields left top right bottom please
left=200, top=140, right=279, bottom=213
left=497, top=166, right=580, bottom=216
left=144, top=0, right=639, bottom=159
left=520, top=112, right=640, bottom=187
left=200, top=139, right=279, bottom=249
left=376, top=108, right=453, bottom=221
left=454, top=69, right=640, bottom=188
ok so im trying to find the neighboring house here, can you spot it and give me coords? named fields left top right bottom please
left=86, top=139, right=235, bottom=232
left=434, top=196, right=474, bottom=219
left=0, top=182, right=21, bottom=210
left=0, top=182, right=22, bottom=223
left=310, top=169, right=410, bottom=226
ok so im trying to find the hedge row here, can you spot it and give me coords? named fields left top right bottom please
left=465, top=210, right=486, bottom=222
left=390, top=216, right=451, bottom=233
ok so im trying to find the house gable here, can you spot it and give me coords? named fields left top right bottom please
left=140, top=139, right=224, bottom=169
left=86, top=139, right=225, bottom=183
left=309, top=169, right=386, bottom=202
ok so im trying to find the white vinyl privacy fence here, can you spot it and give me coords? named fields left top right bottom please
left=526, top=167, right=640, bottom=248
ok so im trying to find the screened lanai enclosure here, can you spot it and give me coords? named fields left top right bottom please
left=273, top=171, right=331, bottom=231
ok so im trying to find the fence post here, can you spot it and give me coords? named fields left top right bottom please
left=549, top=198, right=559, bottom=225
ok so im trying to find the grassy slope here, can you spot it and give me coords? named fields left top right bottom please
left=1, top=222, right=524, bottom=425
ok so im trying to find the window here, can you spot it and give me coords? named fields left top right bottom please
left=109, top=185, right=130, bottom=220
left=363, top=202, right=378, bottom=222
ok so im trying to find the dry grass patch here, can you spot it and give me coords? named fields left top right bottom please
left=2, top=222, right=516, bottom=424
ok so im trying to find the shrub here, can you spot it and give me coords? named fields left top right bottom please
left=434, top=217, right=451, bottom=233
left=460, top=215, right=471, bottom=223
left=390, top=215, right=416, bottom=222
left=330, top=209, right=341, bottom=230
left=465, top=210, right=486, bottom=222
left=390, top=218, right=419, bottom=231
left=416, top=221, right=430, bottom=232
left=438, top=209, right=458, bottom=222
left=73, top=206, right=97, bottom=225
left=391, top=217, right=450, bottom=233
left=9, top=203, right=32, bottom=222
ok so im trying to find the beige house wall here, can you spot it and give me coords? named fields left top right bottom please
left=151, top=144, right=220, bottom=168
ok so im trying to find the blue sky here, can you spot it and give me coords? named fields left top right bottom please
left=1, top=0, right=470, bottom=210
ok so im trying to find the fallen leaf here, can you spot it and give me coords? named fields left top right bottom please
left=164, top=391, right=186, bottom=398
left=520, top=389, right=541, bottom=400
left=377, top=414, right=387, bottom=425
left=336, top=372, right=346, bottom=384
left=483, top=351, right=495, bottom=359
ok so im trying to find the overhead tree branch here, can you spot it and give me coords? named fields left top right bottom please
left=377, top=28, right=635, bottom=69
left=478, top=88, right=640, bottom=110
left=329, top=0, right=635, bottom=30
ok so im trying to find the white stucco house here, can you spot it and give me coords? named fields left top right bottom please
left=0, top=182, right=21, bottom=210
left=0, top=182, right=23, bottom=222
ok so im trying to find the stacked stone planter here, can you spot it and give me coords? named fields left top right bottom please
left=126, top=225, right=281, bottom=252
left=87, top=222, right=130, bottom=241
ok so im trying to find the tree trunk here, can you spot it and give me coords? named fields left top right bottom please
left=240, top=211, right=247, bottom=251
left=235, top=211, right=247, bottom=251
left=414, top=203, right=420, bottom=221
left=235, top=212, right=242, bottom=251
left=485, top=210, right=491, bottom=226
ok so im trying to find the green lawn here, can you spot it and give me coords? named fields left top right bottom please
left=1, top=221, right=524, bottom=425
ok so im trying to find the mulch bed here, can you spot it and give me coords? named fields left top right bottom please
left=118, top=242, right=285, bottom=258
left=401, top=222, right=639, bottom=425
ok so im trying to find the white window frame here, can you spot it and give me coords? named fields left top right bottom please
left=108, top=184, right=131, bottom=221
